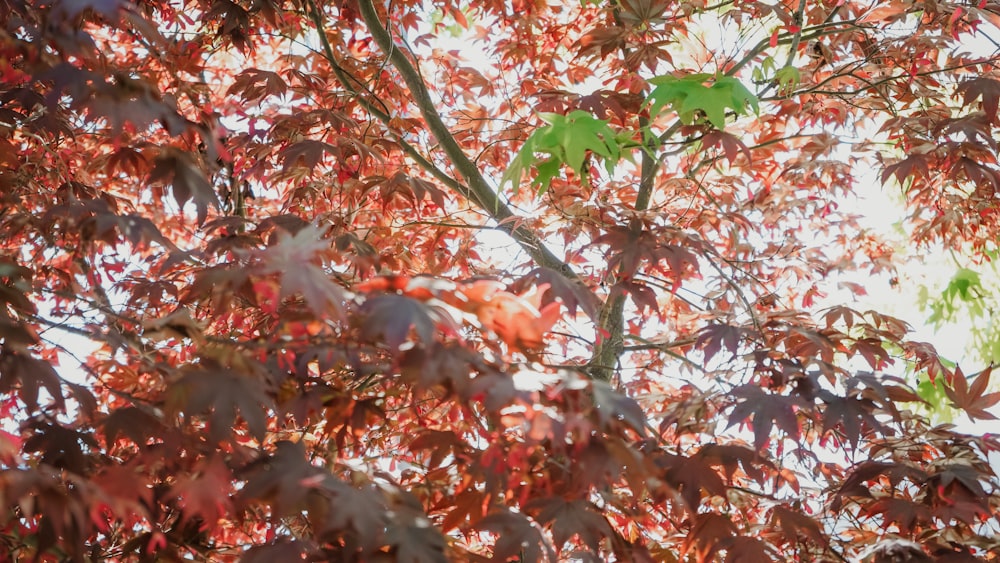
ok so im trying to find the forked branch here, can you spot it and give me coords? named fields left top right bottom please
left=352, top=0, right=590, bottom=296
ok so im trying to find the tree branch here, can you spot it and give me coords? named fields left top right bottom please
left=589, top=116, right=662, bottom=381
left=727, top=20, right=859, bottom=77
left=353, top=0, right=590, bottom=294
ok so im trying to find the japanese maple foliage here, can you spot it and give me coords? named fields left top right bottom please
left=2, top=0, right=1000, bottom=560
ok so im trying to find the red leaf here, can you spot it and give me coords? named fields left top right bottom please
left=227, top=68, right=287, bottom=102
left=0, top=350, right=66, bottom=412
left=527, top=497, right=612, bottom=552
left=170, top=456, right=232, bottom=527
left=510, top=267, right=601, bottom=320
left=476, top=510, right=555, bottom=562
left=278, top=139, right=337, bottom=173
left=881, top=153, right=930, bottom=185
left=944, top=365, right=1000, bottom=420
left=702, top=130, right=752, bottom=164
left=770, top=505, right=827, bottom=546
left=165, top=360, right=274, bottom=442
left=658, top=452, right=728, bottom=510
left=682, top=512, right=736, bottom=561
left=253, top=224, right=346, bottom=319
left=695, top=323, right=742, bottom=362
left=359, top=294, right=441, bottom=351
left=148, top=150, right=219, bottom=225
left=591, top=380, right=647, bottom=435
left=957, top=77, right=1000, bottom=123
left=728, top=385, right=802, bottom=450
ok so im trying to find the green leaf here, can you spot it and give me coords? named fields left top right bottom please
left=646, top=74, right=759, bottom=129
left=500, top=110, right=625, bottom=194
left=775, top=65, right=801, bottom=94
left=945, top=268, right=983, bottom=303
left=646, top=73, right=712, bottom=121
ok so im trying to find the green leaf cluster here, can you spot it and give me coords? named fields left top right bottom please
left=918, top=265, right=1000, bottom=365
left=501, top=110, right=628, bottom=194
left=646, top=74, right=759, bottom=129
left=924, top=268, right=984, bottom=324
left=751, top=55, right=800, bottom=94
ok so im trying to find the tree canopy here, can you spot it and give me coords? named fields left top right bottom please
left=2, top=0, right=1000, bottom=560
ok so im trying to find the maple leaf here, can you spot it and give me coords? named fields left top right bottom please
left=169, top=456, right=232, bottom=527
left=681, top=512, right=736, bottom=561
left=93, top=212, right=173, bottom=249
left=943, top=365, right=1000, bottom=420
left=728, top=385, right=802, bottom=450
left=591, top=380, right=647, bottom=435
left=0, top=259, right=35, bottom=315
left=857, top=1, right=912, bottom=24
left=278, top=139, right=338, bottom=173
left=616, top=280, right=660, bottom=316
left=0, top=350, right=66, bottom=412
left=239, top=441, right=326, bottom=517
left=358, top=293, right=440, bottom=351
left=934, top=463, right=989, bottom=498
left=575, top=26, right=627, bottom=59
left=93, top=463, right=154, bottom=519
left=701, top=129, right=752, bottom=164
left=510, top=267, right=601, bottom=320
left=647, top=74, right=759, bottom=129
left=227, top=68, right=287, bottom=102
left=656, top=452, right=728, bottom=509
left=409, top=429, right=468, bottom=469
left=385, top=515, right=448, bottom=563
left=319, top=480, right=391, bottom=551
left=956, top=77, right=1000, bottom=123
left=834, top=461, right=928, bottom=503
left=501, top=110, right=627, bottom=193
left=718, top=536, right=774, bottom=563
left=950, top=156, right=1000, bottom=192
left=819, top=393, right=884, bottom=448
left=476, top=510, right=555, bottom=562
left=165, top=360, right=274, bottom=443
left=242, top=542, right=310, bottom=563
left=147, top=150, right=220, bottom=225
left=591, top=226, right=700, bottom=286
left=279, top=264, right=347, bottom=319
left=102, top=406, right=166, bottom=447
left=252, top=224, right=346, bottom=319
left=769, top=506, right=827, bottom=547
left=861, top=498, right=932, bottom=532
left=52, top=0, right=124, bottom=20
left=21, top=420, right=98, bottom=472
left=697, top=444, right=772, bottom=483
left=440, top=488, right=487, bottom=532
left=369, top=172, right=447, bottom=209
left=695, top=323, right=742, bottom=362
left=618, top=0, right=671, bottom=27
left=456, top=280, right=562, bottom=352
left=577, top=90, right=644, bottom=123
left=527, top=497, right=612, bottom=552
left=926, top=464, right=993, bottom=525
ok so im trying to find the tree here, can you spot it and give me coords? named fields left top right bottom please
left=2, top=0, right=1000, bottom=560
